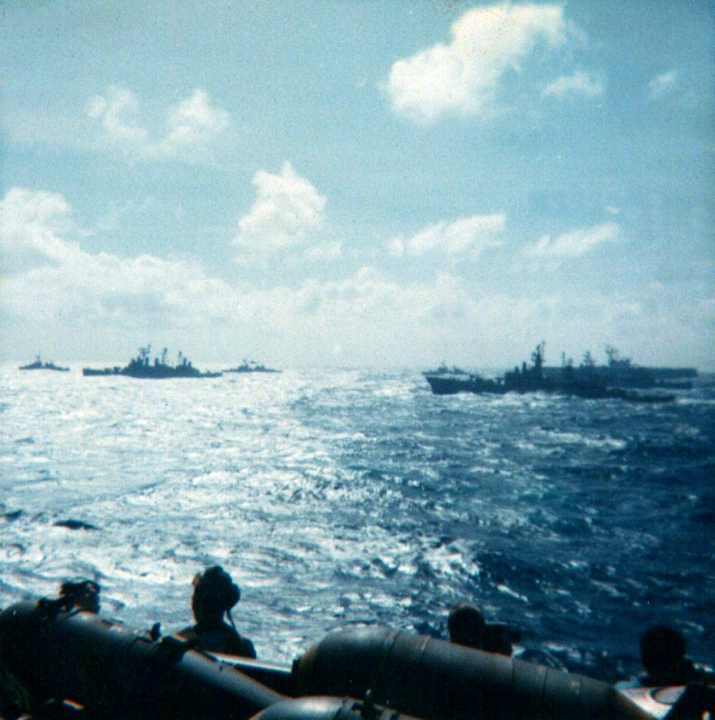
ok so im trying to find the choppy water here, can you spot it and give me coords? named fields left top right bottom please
left=1, top=365, right=713, bottom=683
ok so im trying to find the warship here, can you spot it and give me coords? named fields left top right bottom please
left=18, top=355, right=69, bottom=372
left=223, top=359, right=281, bottom=374
left=82, top=346, right=222, bottom=379
left=542, top=347, right=697, bottom=390
left=424, top=344, right=677, bottom=403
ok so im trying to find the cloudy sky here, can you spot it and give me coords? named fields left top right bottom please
left=2, top=1, right=713, bottom=369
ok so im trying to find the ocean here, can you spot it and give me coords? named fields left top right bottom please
left=1, top=365, right=713, bottom=684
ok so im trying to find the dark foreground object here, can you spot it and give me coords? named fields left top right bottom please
left=1, top=602, right=710, bottom=719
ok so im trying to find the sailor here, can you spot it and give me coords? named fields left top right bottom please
left=59, top=578, right=101, bottom=613
left=178, top=566, right=256, bottom=657
left=639, top=625, right=702, bottom=686
left=448, top=604, right=519, bottom=657
left=616, top=625, right=706, bottom=690
left=448, top=604, right=486, bottom=650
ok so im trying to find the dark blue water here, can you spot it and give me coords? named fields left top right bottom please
left=1, top=366, right=713, bottom=683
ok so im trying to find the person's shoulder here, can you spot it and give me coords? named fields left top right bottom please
left=177, top=625, right=198, bottom=641
left=226, top=632, right=256, bottom=658
left=239, top=636, right=256, bottom=659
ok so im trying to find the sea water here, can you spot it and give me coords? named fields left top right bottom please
left=1, top=365, right=713, bottom=682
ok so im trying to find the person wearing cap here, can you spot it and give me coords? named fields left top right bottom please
left=448, top=604, right=520, bottom=657
left=178, top=566, right=256, bottom=657
left=639, top=625, right=702, bottom=686
left=59, top=579, right=101, bottom=613
left=448, top=604, right=487, bottom=650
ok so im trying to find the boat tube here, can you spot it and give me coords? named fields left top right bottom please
left=292, top=626, right=652, bottom=720
left=1, top=601, right=707, bottom=720
left=249, top=696, right=420, bottom=720
left=0, top=601, right=284, bottom=719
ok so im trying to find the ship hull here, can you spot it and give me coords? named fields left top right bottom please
left=424, top=375, right=505, bottom=395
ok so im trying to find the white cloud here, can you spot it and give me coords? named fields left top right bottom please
left=2, top=192, right=711, bottom=369
left=543, top=70, right=604, bottom=98
left=0, top=187, right=82, bottom=272
left=232, top=162, right=327, bottom=263
left=522, top=221, right=620, bottom=260
left=0, top=187, right=240, bottom=330
left=385, top=3, right=566, bottom=123
left=153, top=90, right=231, bottom=158
left=387, top=236, right=406, bottom=258
left=648, top=70, right=678, bottom=100
left=387, top=214, right=505, bottom=257
left=86, top=86, right=230, bottom=160
left=86, top=87, right=148, bottom=145
left=304, top=241, right=343, bottom=262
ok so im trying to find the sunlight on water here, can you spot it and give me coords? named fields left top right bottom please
left=1, top=366, right=714, bottom=680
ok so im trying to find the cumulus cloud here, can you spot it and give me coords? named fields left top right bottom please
left=522, top=222, right=620, bottom=260
left=543, top=70, right=603, bottom=98
left=648, top=70, right=678, bottom=100
left=2, top=190, right=710, bottom=368
left=153, top=90, right=230, bottom=158
left=387, top=214, right=505, bottom=258
left=232, top=162, right=327, bottom=263
left=0, top=187, right=240, bottom=330
left=385, top=3, right=566, bottom=123
left=304, top=241, right=343, bottom=262
left=86, top=87, right=148, bottom=145
left=0, top=187, right=82, bottom=272
left=85, top=86, right=230, bottom=160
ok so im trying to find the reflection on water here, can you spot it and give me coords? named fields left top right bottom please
left=1, top=367, right=713, bottom=680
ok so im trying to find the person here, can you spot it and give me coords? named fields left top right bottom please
left=639, top=625, right=700, bottom=686
left=448, top=604, right=520, bottom=657
left=178, top=566, right=256, bottom=657
left=616, top=624, right=706, bottom=690
left=448, top=604, right=486, bottom=650
left=59, top=579, right=100, bottom=613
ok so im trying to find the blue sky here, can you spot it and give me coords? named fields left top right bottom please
left=2, top=1, right=713, bottom=369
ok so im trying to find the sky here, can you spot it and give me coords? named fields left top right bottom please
left=1, top=0, right=713, bottom=370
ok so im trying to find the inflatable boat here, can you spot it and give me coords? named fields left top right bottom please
left=0, top=600, right=711, bottom=719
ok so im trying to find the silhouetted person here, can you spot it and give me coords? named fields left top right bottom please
left=640, top=625, right=700, bottom=686
left=448, top=604, right=486, bottom=650
left=448, top=604, right=519, bottom=657
left=178, top=566, right=256, bottom=657
left=59, top=579, right=100, bottom=613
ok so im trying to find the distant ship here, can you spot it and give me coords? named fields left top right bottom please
left=424, top=343, right=676, bottom=403
left=19, top=355, right=69, bottom=372
left=223, top=359, right=281, bottom=374
left=83, top=346, right=222, bottom=379
left=421, top=365, right=502, bottom=395
left=541, top=346, right=697, bottom=390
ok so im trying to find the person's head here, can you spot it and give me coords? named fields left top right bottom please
left=640, top=625, right=687, bottom=680
left=191, top=566, right=241, bottom=625
left=448, top=604, right=486, bottom=649
left=60, top=579, right=101, bottom=613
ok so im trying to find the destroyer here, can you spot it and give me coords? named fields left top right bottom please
left=83, top=346, right=222, bottom=379
left=542, top=347, right=697, bottom=390
left=425, top=343, right=675, bottom=403
left=223, top=359, right=281, bottom=374
left=19, top=355, right=69, bottom=372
